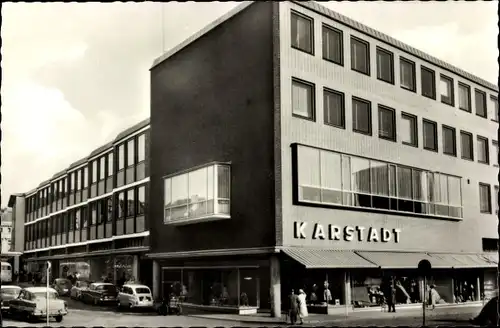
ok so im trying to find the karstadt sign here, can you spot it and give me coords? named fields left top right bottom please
left=293, top=221, right=401, bottom=243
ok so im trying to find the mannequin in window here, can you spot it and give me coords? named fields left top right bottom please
left=323, top=281, right=332, bottom=304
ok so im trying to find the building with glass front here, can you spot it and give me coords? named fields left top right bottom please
left=147, top=1, right=498, bottom=317
left=8, top=119, right=151, bottom=286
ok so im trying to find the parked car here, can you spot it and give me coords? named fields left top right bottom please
left=81, top=282, right=118, bottom=305
left=8, top=287, right=68, bottom=323
left=470, top=296, right=498, bottom=326
left=70, top=280, right=91, bottom=300
left=1, top=285, right=22, bottom=312
left=117, top=284, right=154, bottom=310
left=52, top=278, right=72, bottom=297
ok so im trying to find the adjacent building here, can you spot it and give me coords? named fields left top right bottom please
left=148, top=1, right=498, bottom=316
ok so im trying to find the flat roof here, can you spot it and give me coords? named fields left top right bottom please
left=151, top=1, right=497, bottom=92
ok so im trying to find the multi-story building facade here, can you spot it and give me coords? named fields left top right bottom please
left=8, top=119, right=151, bottom=284
left=148, top=1, right=498, bottom=316
left=1, top=209, right=13, bottom=254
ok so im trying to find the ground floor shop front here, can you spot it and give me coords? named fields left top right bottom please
left=149, top=248, right=498, bottom=317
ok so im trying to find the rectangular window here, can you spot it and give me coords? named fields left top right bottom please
left=352, top=98, right=372, bottom=135
left=108, top=153, right=114, bottom=176
left=376, top=47, right=394, bottom=84
left=137, top=186, right=145, bottom=216
left=490, top=96, right=499, bottom=122
left=106, top=198, right=113, bottom=223
left=442, top=125, right=456, bottom=156
left=291, top=11, right=313, bottom=54
left=477, top=136, right=489, bottom=164
left=460, top=131, right=474, bottom=160
left=479, top=183, right=491, bottom=213
left=495, top=186, right=499, bottom=214
left=127, top=139, right=135, bottom=167
left=423, top=119, right=438, bottom=151
left=76, top=170, right=81, bottom=191
left=99, top=156, right=106, bottom=180
left=83, top=167, right=89, bottom=188
left=118, top=144, right=125, bottom=170
left=137, top=134, right=146, bottom=162
left=91, top=203, right=97, bottom=226
left=322, top=24, right=343, bottom=65
left=440, top=75, right=454, bottom=106
left=458, top=83, right=471, bottom=112
left=70, top=173, right=75, bottom=192
left=323, top=89, right=344, bottom=128
left=475, top=89, right=487, bottom=118
left=400, top=57, right=415, bottom=91
left=402, top=114, right=419, bottom=146
left=292, top=79, right=315, bottom=120
left=117, top=192, right=125, bottom=219
left=421, top=66, right=436, bottom=99
left=492, top=140, right=499, bottom=166
left=127, top=189, right=135, bottom=217
left=378, top=105, right=396, bottom=141
left=350, top=36, right=370, bottom=75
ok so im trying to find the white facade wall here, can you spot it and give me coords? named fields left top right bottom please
left=278, top=2, right=498, bottom=253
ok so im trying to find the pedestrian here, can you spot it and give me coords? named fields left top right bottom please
left=297, top=289, right=308, bottom=324
left=428, top=284, right=439, bottom=310
left=384, top=277, right=396, bottom=313
left=287, top=289, right=300, bottom=325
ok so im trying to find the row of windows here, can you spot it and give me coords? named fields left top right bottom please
left=25, top=133, right=147, bottom=219
left=24, top=185, right=146, bottom=250
left=291, top=78, right=499, bottom=166
left=479, top=183, right=499, bottom=215
left=290, top=11, right=499, bottom=122
left=295, top=145, right=463, bottom=218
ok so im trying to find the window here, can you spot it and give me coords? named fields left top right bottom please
left=479, top=183, right=491, bottom=213
left=292, top=79, right=315, bottom=120
left=378, top=105, right=396, bottom=141
left=164, top=164, right=229, bottom=224
left=91, top=203, right=97, bottom=226
left=423, top=120, right=437, bottom=151
left=108, top=153, right=114, bottom=176
left=83, top=167, right=89, bottom=188
left=137, top=134, right=146, bottom=162
left=490, top=96, right=499, bottom=122
left=127, top=189, right=135, bottom=217
left=495, top=186, right=499, bottom=214
left=70, top=173, right=75, bottom=192
left=400, top=113, right=418, bottom=147
left=117, top=192, right=125, bottom=219
left=477, top=136, right=489, bottom=164
left=458, top=83, right=471, bottom=112
left=350, top=37, right=369, bottom=75
left=440, top=75, right=454, bottom=106
left=323, top=89, right=344, bottom=128
left=295, top=144, right=463, bottom=218
left=400, top=57, right=415, bottom=91
left=106, top=198, right=113, bottom=222
left=352, top=98, right=371, bottom=135
left=291, top=11, right=313, bottom=54
left=376, top=47, right=394, bottom=84
left=492, top=141, right=499, bottom=166
left=442, top=126, right=456, bottom=156
left=322, top=24, right=342, bottom=65
left=118, top=144, right=125, bottom=170
left=475, top=89, right=487, bottom=118
left=76, top=170, right=81, bottom=191
left=97, top=157, right=105, bottom=180
left=138, top=186, right=145, bottom=216
left=460, top=131, right=473, bottom=160
left=421, top=66, right=436, bottom=99
left=127, top=139, right=135, bottom=167
left=98, top=199, right=106, bottom=224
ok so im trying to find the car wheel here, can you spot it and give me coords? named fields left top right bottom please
left=94, top=298, right=99, bottom=306
left=55, top=315, right=63, bottom=323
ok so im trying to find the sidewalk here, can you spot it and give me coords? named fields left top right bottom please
left=188, top=301, right=484, bottom=325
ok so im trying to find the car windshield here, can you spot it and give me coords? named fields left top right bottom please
left=79, top=281, right=90, bottom=288
left=56, top=279, right=72, bottom=287
left=33, top=291, right=58, bottom=299
left=134, top=287, right=150, bottom=294
left=1, top=288, right=21, bottom=296
left=97, top=285, right=116, bottom=292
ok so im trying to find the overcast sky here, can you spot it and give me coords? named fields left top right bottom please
left=1, top=1, right=498, bottom=206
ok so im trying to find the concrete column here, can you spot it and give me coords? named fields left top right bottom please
left=342, top=271, right=351, bottom=308
left=476, top=276, right=481, bottom=301
left=269, top=255, right=281, bottom=318
left=152, top=260, right=161, bottom=300
left=131, top=255, right=139, bottom=282
left=14, top=256, right=20, bottom=273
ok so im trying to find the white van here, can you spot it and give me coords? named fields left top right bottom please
left=1, top=262, right=12, bottom=283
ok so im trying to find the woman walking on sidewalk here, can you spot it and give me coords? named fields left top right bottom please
left=297, top=289, right=308, bottom=324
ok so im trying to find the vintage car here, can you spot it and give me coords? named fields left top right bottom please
left=117, top=284, right=154, bottom=310
left=1, top=285, right=22, bottom=312
left=8, top=287, right=68, bottom=322
left=52, top=278, right=72, bottom=297
left=70, top=280, right=91, bottom=300
left=470, top=296, right=498, bottom=326
left=81, top=282, right=118, bottom=305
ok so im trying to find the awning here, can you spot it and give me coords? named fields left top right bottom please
left=428, top=253, right=496, bottom=268
left=481, top=252, right=499, bottom=265
left=282, top=248, right=377, bottom=269
left=355, top=251, right=452, bottom=269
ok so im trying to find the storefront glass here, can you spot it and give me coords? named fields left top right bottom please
left=115, top=255, right=134, bottom=284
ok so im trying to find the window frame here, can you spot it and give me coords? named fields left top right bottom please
left=350, top=36, right=370, bottom=76
left=377, top=105, right=396, bottom=142
left=477, top=135, right=490, bottom=165
left=291, top=78, right=316, bottom=122
left=474, top=89, right=487, bottom=118
left=458, top=82, right=472, bottom=112
left=323, top=87, right=345, bottom=129
left=492, top=140, right=499, bottom=167
left=322, top=23, right=343, bottom=66
left=422, top=119, right=438, bottom=152
left=401, top=113, right=418, bottom=147
left=352, top=97, right=372, bottom=136
left=421, top=66, right=436, bottom=100
left=399, top=57, right=416, bottom=92
left=490, top=95, right=499, bottom=122
left=460, top=130, right=474, bottom=161
left=137, top=133, right=146, bottom=163
left=376, top=47, right=394, bottom=84
left=290, top=10, right=314, bottom=55
left=442, top=125, right=457, bottom=157
left=495, top=185, right=499, bottom=215
left=479, top=183, right=492, bottom=214
left=440, top=74, right=455, bottom=106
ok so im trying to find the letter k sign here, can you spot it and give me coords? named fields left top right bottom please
left=294, top=221, right=307, bottom=239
